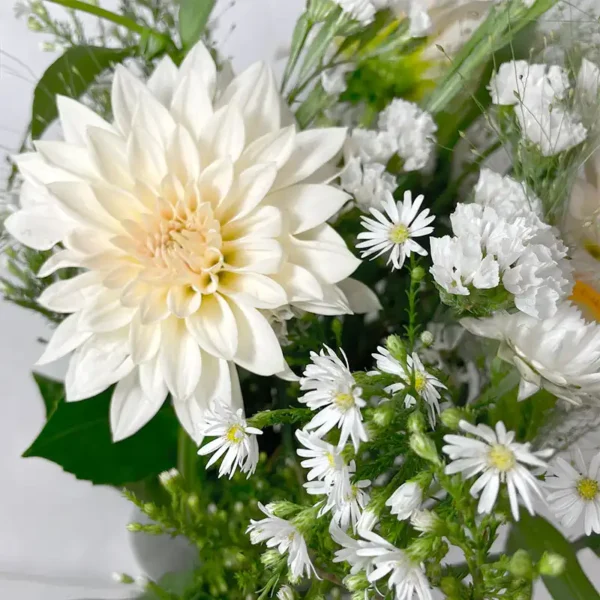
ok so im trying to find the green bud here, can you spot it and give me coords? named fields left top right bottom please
left=262, top=549, right=285, bottom=569
left=344, top=573, right=369, bottom=592
left=407, top=411, right=427, bottom=433
left=292, top=506, right=318, bottom=534
left=187, top=493, right=200, bottom=511
left=373, top=402, right=394, bottom=427
left=159, top=468, right=181, bottom=492
left=31, top=1, right=46, bottom=17
left=440, top=576, right=462, bottom=597
left=440, top=408, right=466, bottom=430
left=406, top=536, right=436, bottom=562
left=112, top=572, right=135, bottom=584
left=269, top=501, right=302, bottom=519
left=509, top=550, right=534, bottom=579
left=410, top=433, right=440, bottom=464
left=27, top=16, right=43, bottom=31
left=126, top=522, right=142, bottom=533
left=278, top=585, right=295, bottom=600
left=386, top=335, right=407, bottom=363
left=40, top=42, right=56, bottom=52
left=420, top=330, right=434, bottom=347
left=538, top=552, right=566, bottom=577
left=411, top=265, right=426, bottom=282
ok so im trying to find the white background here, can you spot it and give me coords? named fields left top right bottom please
left=0, top=1, right=598, bottom=599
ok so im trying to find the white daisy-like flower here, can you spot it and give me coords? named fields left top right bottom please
left=340, top=158, right=397, bottom=212
left=330, top=522, right=373, bottom=575
left=247, top=503, right=316, bottom=581
left=295, top=429, right=346, bottom=483
left=358, top=529, right=433, bottom=600
left=462, top=303, right=600, bottom=404
left=334, top=0, right=377, bottom=24
left=378, top=99, right=437, bottom=172
left=333, top=478, right=371, bottom=531
left=197, top=402, right=262, bottom=478
left=299, top=346, right=369, bottom=451
left=546, top=448, right=600, bottom=536
left=371, top=347, right=446, bottom=424
left=6, top=41, right=382, bottom=443
left=443, top=420, right=552, bottom=520
left=356, top=191, right=435, bottom=270
left=386, top=481, right=423, bottom=521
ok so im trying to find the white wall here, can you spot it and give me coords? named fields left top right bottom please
left=0, top=0, right=598, bottom=598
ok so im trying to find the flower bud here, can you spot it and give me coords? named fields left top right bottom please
left=440, top=408, right=466, bottom=430
left=27, top=16, right=42, bottom=31
left=406, top=536, right=436, bottom=562
left=410, top=433, right=440, bottom=464
left=410, top=509, right=443, bottom=534
left=407, top=411, right=426, bottom=433
left=262, top=549, right=286, bottom=569
left=277, top=585, right=295, bottom=600
left=187, top=493, right=200, bottom=511
left=538, top=552, right=566, bottom=577
left=373, top=402, right=394, bottom=427
left=31, top=1, right=46, bottom=17
left=126, top=522, right=142, bottom=533
left=509, top=549, right=533, bottom=579
left=344, top=572, right=369, bottom=592
left=411, top=265, right=426, bottom=282
left=440, top=577, right=462, bottom=597
left=112, top=572, right=135, bottom=584
left=269, top=501, right=301, bottom=519
left=386, top=335, right=407, bottom=363
left=159, top=468, right=181, bottom=492
left=420, top=330, right=434, bottom=347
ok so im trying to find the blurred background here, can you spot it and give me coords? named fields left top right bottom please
left=0, top=1, right=599, bottom=598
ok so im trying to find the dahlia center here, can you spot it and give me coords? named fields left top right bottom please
left=488, top=444, right=516, bottom=472
left=226, top=424, right=245, bottom=444
left=414, top=371, right=427, bottom=394
left=389, top=224, right=410, bottom=244
left=576, top=477, right=599, bottom=501
left=335, top=392, right=356, bottom=411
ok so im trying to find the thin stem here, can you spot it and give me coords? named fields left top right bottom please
left=44, top=0, right=151, bottom=36
left=177, top=427, right=200, bottom=491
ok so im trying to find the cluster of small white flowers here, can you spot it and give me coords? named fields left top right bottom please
left=340, top=101, right=437, bottom=211
left=197, top=403, right=262, bottom=479
left=357, top=191, right=436, bottom=271
left=430, top=169, right=573, bottom=319
left=247, top=503, right=316, bottom=582
left=371, top=346, right=446, bottom=425
left=331, top=525, right=433, bottom=600
left=490, top=60, right=588, bottom=156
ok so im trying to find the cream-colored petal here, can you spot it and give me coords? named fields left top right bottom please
left=167, top=125, right=202, bottom=184
left=223, top=238, right=283, bottom=274
left=35, top=141, right=98, bottom=181
left=38, top=271, right=104, bottom=313
left=38, top=249, right=85, bottom=277
left=219, top=271, right=287, bottom=309
left=36, top=313, right=92, bottom=366
left=129, top=313, right=161, bottom=363
left=147, top=55, right=179, bottom=107
left=4, top=207, right=74, bottom=251
left=57, top=95, right=114, bottom=146
left=79, top=289, right=137, bottom=333
left=177, top=41, right=218, bottom=100
left=271, top=263, right=324, bottom=303
left=222, top=205, right=282, bottom=241
left=237, top=125, right=296, bottom=171
left=199, top=104, right=245, bottom=163
left=337, top=278, right=382, bottom=313
left=87, top=127, right=134, bottom=190
left=167, top=285, right=202, bottom=318
left=170, top=72, right=214, bottom=140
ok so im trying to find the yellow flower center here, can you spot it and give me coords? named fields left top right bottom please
left=226, top=424, right=244, bottom=444
left=389, top=224, right=410, bottom=244
left=335, top=392, right=356, bottom=411
left=584, top=239, right=600, bottom=261
left=327, top=452, right=336, bottom=467
left=488, top=444, right=516, bottom=472
left=414, top=371, right=427, bottom=394
left=577, top=477, right=599, bottom=501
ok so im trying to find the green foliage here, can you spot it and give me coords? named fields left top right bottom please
left=178, top=0, right=216, bottom=51
left=24, top=378, right=179, bottom=485
left=31, top=45, right=133, bottom=140
left=508, top=513, right=600, bottom=600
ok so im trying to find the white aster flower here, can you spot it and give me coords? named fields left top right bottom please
left=296, top=429, right=346, bottom=482
left=340, top=158, right=397, bottom=212
left=443, top=420, right=552, bottom=520
left=334, top=0, right=377, bottom=24
left=378, top=99, right=437, bottom=172
left=330, top=522, right=374, bottom=575
left=6, top=41, right=381, bottom=443
left=356, top=508, right=379, bottom=532
left=546, top=448, right=600, bottom=536
left=462, top=303, right=600, bottom=404
left=300, top=346, right=368, bottom=451
left=386, top=481, right=423, bottom=521
left=371, top=347, right=446, bottom=425
left=197, top=402, right=262, bottom=478
left=247, top=503, right=316, bottom=581
left=357, top=191, right=435, bottom=270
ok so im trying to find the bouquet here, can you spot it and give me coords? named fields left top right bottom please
left=3, top=0, right=600, bottom=598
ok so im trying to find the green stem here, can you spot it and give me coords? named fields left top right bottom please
left=177, top=427, right=200, bottom=491
left=44, top=0, right=152, bottom=36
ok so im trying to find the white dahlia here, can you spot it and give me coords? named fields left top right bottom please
left=7, top=42, right=378, bottom=442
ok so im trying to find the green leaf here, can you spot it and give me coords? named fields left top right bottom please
left=24, top=384, right=179, bottom=486
left=32, top=373, right=65, bottom=419
left=31, top=46, right=133, bottom=140
left=179, top=0, right=216, bottom=51
left=282, top=12, right=312, bottom=90
left=508, top=513, right=600, bottom=600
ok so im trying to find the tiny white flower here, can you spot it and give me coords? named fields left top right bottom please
left=371, top=347, right=446, bottom=425
left=295, top=429, right=346, bottom=482
left=247, top=503, right=316, bottom=581
left=386, top=481, right=423, bottom=521
left=198, top=403, right=262, bottom=479
left=357, top=191, right=435, bottom=270
left=378, top=99, right=437, bottom=172
left=356, top=508, right=379, bottom=532
left=340, top=158, right=397, bottom=212
left=300, top=346, right=368, bottom=451
left=462, top=303, right=600, bottom=404
left=345, top=129, right=398, bottom=165
left=443, top=420, right=552, bottom=520
left=333, top=478, right=371, bottom=531
left=546, top=448, right=600, bottom=536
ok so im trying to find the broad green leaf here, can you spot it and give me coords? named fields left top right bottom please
left=179, top=0, right=216, bottom=51
left=31, top=46, right=133, bottom=140
left=508, top=513, right=600, bottom=600
left=24, top=384, right=179, bottom=486
left=32, top=373, right=64, bottom=419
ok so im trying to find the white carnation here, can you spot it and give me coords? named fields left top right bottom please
left=340, top=157, right=397, bottom=212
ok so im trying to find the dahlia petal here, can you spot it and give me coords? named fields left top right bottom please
left=229, top=300, right=286, bottom=375
left=140, top=288, right=170, bottom=324
left=170, top=72, right=214, bottom=140
left=223, top=237, right=283, bottom=274
left=167, top=285, right=202, bottom=318
left=127, top=127, right=168, bottom=190
left=91, top=183, right=148, bottom=223
left=111, top=368, right=166, bottom=442
left=35, top=141, right=98, bottom=180
left=16, top=153, right=79, bottom=187
left=218, top=272, right=287, bottom=309
left=177, top=40, right=217, bottom=100
left=38, top=249, right=84, bottom=277
left=293, top=283, right=352, bottom=316
left=132, top=88, right=177, bottom=148
left=38, top=271, right=104, bottom=313
left=167, top=125, right=202, bottom=185
left=87, top=127, right=134, bottom=189
left=200, top=104, right=245, bottom=163
left=79, top=291, right=137, bottom=333
left=139, top=354, right=168, bottom=400
left=197, top=158, right=234, bottom=205
left=129, top=313, right=161, bottom=363
left=36, top=313, right=92, bottom=366
left=273, top=128, right=346, bottom=190
left=266, top=184, right=350, bottom=234
left=4, top=207, right=74, bottom=250
left=112, top=65, right=148, bottom=138
left=186, top=293, right=238, bottom=360
left=337, top=278, right=382, bottom=313
left=273, top=263, right=324, bottom=303
left=56, top=95, right=113, bottom=146
left=160, top=318, right=203, bottom=399
left=222, top=205, right=282, bottom=241
left=147, top=55, right=178, bottom=107
left=238, top=125, right=296, bottom=171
